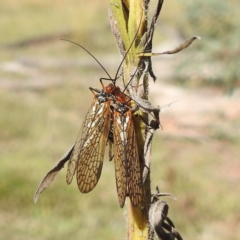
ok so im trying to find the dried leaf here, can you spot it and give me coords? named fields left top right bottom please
left=34, top=145, right=74, bottom=203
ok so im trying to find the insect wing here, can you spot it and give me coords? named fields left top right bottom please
left=125, top=110, right=142, bottom=207
left=66, top=97, right=98, bottom=184
left=66, top=97, right=111, bottom=193
left=113, top=111, right=128, bottom=207
left=113, top=110, right=142, bottom=207
left=76, top=100, right=111, bottom=192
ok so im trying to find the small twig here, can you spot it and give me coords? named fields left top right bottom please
left=139, top=36, right=201, bottom=57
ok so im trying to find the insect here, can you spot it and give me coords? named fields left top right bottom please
left=112, top=90, right=142, bottom=207
left=64, top=79, right=142, bottom=207
left=62, top=25, right=144, bottom=206
left=66, top=82, right=142, bottom=207
left=34, top=23, right=144, bottom=207
left=66, top=82, right=115, bottom=192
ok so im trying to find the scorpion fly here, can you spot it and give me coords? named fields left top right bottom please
left=66, top=82, right=117, bottom=193
left=34, top=20, right=144, bottom=205
left=63, top=23, right=143, bottom=202
left=34, top=82, right=117, bottom=202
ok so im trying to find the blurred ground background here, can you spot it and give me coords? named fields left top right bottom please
left=0, top=0, right=240, bottom=239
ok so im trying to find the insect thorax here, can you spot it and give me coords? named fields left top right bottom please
left=97, top=91, right=110, bottom=103
left=115, top=103, right=129, bottom=114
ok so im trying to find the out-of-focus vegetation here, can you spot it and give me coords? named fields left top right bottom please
left=174, top=0, right=240, bottom=93
left=0, top=0, right=240, bottom=240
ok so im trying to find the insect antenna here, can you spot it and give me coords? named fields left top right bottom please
left=62, top=10, right=143, bottom=89
left=122, top=61, right=141, bottom=93
left=99, top=9, right=144, bottom=88
left=112, top=14, right=144, bottom=86
left=61, top=39, right=112, bottom=80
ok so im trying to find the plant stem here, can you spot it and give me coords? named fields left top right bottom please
left=109, top=0, right=152, bottom=239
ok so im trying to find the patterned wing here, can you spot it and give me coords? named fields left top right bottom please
left=113, top=111, right=128, bottom=208
left=66, top=97, right=111, bottom=193
left=76, top=100, right=111, bottom=192
left=124, top=110, right=142, bottom=207
left=113, top=110, right=142, bottom=207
